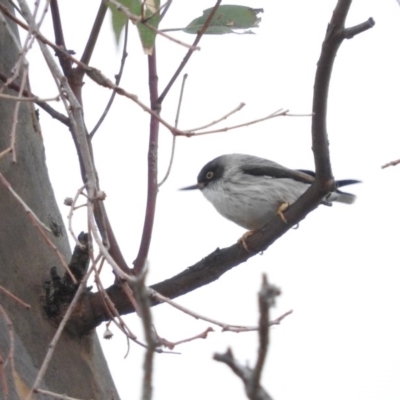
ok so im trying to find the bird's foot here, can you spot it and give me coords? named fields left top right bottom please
left=239, top=230, right=256, bottom=252
left=277, top=202, right=290, bottom=223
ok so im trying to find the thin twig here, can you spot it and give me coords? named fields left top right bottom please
left=157, top=0, right=222, bottom=104
left=9, top=66, right=29, bottom=162
left=34, top=388, right=85, bottom=400
left=66, top=185, right=88, bottom=248
left=0, top=93, right=59, bottom=102
left=151, top=289, right=284, bottom=332
left=311, top=1, right=374, bottom=181
left=76, top=2, right=108, bottom=78
left=0, top=304, right=16, bottom=398
left=382, top=158, right=400, bottom=169
left=0, top=285, right=31, bottom=309
left=121, top=283, right=142, bottom=318
left=269, top=309, right=293, bottom=326
left=0, top=71, right=69, bottom=125
left=132, top=49, right=160, bottom=276
left=159, top=0, right=172, bottom=21
left=213, top=276, right=278, bottom=400
left=89, top=22, right=129, bottom=138
left=0, top=173, right=52, bottom=234
left=87, top=204, right=133, bottom=281
left=0, top=352, right=8, bottom=400
left=130, top=275, right=157, bottom=400
left=0, top=172, right=77, bottom=283
left=50, top=0, right=72, bottom=75
left=180, top=109, right=296, bottom=136
left=249, top=275, right=277, bottom=397
left=158, top=73, right=188, bottom=187
left=93, top=267, right=146, bottom=347
left=186, top=102, right=246, bottom=132
left=86, top=68, right=182, bottom=135
left=2, top=1, right=32, bottom=88
left=213, top=348, right=273, bottom=400
left=159, top=327, right=214, bottom=349
left=0, top=148, right=12, bottom=160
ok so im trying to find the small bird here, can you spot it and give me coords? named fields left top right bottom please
left=181, top=154, right=360, bottom=234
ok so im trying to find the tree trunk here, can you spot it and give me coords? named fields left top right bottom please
left=0, top=3, right=119, bottom=399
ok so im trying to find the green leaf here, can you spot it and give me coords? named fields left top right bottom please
left=108, top=0, right=160, bottom=55
left=109, top=0, right=140, bottom=43
left=137, top=0, right=160, bottom=55
left=184, top=5, right=263, bottom=35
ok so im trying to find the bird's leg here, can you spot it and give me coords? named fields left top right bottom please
left=277, top=202, right=290, bottom=223
left=239, top=230, right=256, bottom=252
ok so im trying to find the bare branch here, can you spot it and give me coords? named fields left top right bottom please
left=49, top=0, right=72, bottom=75
left=312, top=0, right=374, bottom=182
left=0, top=285, right=31, bottom=309
left=186, top=102, right=246, bottom=132
left=0, top=172, right=76, bottom=283
left=9, top=65, right=28, bottom=162
left=159, top=327, right=214, bottom=349
left=76, top=2, right=108, bottom=78
left=0, top=352, right=8, bottom=400
left=132, top=49, right=160, bottom=276
left=0, top=304, right=17, bottom=399
left=88, top=204, right=132, bottom=281
left=213, top=276, right=278, bottom=400
left=66, top=186, right=88, bottom=248
left=0, top=147, right=12, bottom=160
left=0, top=71, right=69, bottom=125
left=34, top=388, right=86, bottom=400
left=89, top=22, right=129, bottom=138
left=344, top=17, right=375, bottom=38
left=180, top=108, right=300, bottom=137
left=214, top=348, right=273, bottom=400
left=269, top=309, right=293, bottom=326
left=250, top=276, right=279, bottom=396
left=158, top=73, right=188, bottom=187
left=382, top=158, right=400, bottom=169
left=151, top=290, right=264, bottom=332
left=130, top=275, right=157, bottom=400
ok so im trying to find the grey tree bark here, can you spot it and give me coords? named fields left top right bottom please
left=0, top=3, right=119, bottom=399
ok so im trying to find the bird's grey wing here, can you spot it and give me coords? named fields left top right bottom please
left=242, top=163, right=315, bottom=184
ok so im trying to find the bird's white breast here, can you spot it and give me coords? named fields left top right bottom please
left=202, top=174, right=309, bottom=230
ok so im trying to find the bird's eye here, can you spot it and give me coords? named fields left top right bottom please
left=206, top=171, right=214, bottom=180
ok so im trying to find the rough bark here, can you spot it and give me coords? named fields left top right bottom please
left=0, top=3, right=119, bottom=399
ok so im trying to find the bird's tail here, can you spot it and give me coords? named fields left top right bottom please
left=333, top=179, right=361, bottom=204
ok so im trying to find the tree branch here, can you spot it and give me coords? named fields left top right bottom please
left=89, top=22, right=129, bottom=138
left=49, top=0, right=72, bottom=76
left=312, top=0, right=374, bottom=184
left=133, top=49, right=160, bottom=276
left=75, top=2, right=108, bottom=79
left=0, top=71, right=70, bottom=126
left=213, top=276, right=278, bottom=400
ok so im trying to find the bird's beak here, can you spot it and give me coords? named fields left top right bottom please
left=180, top=182, right=204, bottom=191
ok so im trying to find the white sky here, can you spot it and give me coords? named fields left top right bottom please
left=24, top=0, right=400, bottom=399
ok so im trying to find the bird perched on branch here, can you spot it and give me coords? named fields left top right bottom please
left=181, top=154, right=360, bottom=248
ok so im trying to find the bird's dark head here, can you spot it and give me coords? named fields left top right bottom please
left=180, top=155, right=226, bottom=191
